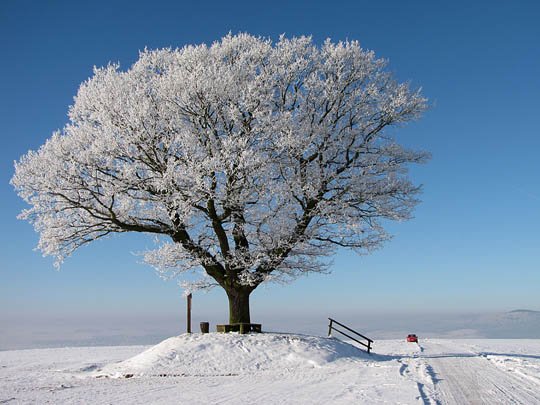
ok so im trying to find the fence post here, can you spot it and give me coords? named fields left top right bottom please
left=328, top=318, right=333, bottom=336
left=186, top=293, right=192, bottom=333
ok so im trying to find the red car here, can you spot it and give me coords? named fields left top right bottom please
left=407, top=334, right=418, bottom=343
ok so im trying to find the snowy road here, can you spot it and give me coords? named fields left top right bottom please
left=1, top=336, right=539, bottom=404
left=393, top=339, right=540, bottom=404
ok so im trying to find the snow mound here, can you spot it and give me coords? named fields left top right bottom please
left=98, top=333, right=367, bottom=378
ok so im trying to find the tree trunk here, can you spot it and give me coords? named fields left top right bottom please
left=226, top=288, right=251, bottom=324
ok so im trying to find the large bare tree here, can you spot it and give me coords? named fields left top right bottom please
left=12, top=34, right=428, bottom=323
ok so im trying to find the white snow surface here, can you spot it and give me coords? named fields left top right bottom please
left=1, top=333, right=539, bottom=404
left=99, top=333, right=364, bottom=377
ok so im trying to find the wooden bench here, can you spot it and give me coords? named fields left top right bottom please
left=216, top=323, right=262, bottom=334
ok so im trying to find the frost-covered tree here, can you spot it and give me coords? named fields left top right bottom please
left=12, top=34, right=428, bottom=324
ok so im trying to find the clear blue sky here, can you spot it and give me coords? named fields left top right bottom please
left=1, top=0, right=539, bottom=328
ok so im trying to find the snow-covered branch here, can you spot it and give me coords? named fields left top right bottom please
left=12, top=33, right=428, bottom=293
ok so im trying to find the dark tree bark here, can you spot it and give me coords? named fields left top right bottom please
left=226, top=288, right=252, bottom=324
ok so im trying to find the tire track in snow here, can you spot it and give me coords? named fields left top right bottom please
left=395, top=353, right=440, bottom=405
left=419, top=341, right=540, bottom=404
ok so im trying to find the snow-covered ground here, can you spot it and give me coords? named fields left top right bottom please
left=1, top=334, right=539, bottom=404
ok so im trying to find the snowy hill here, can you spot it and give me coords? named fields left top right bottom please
left=98, top=333, right=366, bottom=377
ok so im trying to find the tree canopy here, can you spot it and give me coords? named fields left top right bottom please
left=12, top=34, right=428, bottom=322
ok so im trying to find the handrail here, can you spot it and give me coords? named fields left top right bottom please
left=329, top=318, right=373, bottom=342
left=328, top=318, right=373, bottom=354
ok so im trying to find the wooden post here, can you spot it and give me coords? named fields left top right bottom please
left=328, top=318, right=333, bottom=336
left=187, top=293, right=192, bottom=333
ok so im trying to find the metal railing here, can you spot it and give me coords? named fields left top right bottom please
left=328, top=318, right=373, bottom=354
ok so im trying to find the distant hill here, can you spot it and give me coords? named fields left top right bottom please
left=469, top=309, right=540, bottom=338
left=508, top=309, right=539, bottom=314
